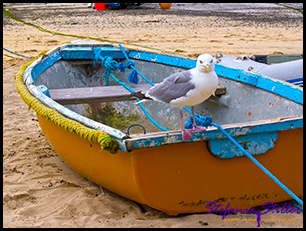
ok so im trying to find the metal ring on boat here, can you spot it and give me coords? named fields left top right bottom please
left=126, top=124, right=146, bottom=135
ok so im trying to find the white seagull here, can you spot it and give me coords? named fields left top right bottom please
left=133, top=54, right=218, bottom=141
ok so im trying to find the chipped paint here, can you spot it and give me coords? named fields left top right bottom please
left=127, top=117, right=302, bottom=151
left=128, top=50, right=196, bottom=69
left=208, top=132, right=278, bottom=158
left=37, top=84, right=50, bottom=97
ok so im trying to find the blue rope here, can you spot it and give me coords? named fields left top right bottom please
left=118, top=44, right=139, bottom=84
left=118, top=44, right=155, bottom=86
left=212, top=121, right=303, bottom=207
left=130, top=66, right=155, bottom=86
left=291, top=200, right=303, bottom=212
left=93, top=48, right=134, bottom=85
left=3, top=48, right=34, bottom=59
left=93, top=49, right=118, bottom=86
left=109, top=72, right=170, bottom=132
left=136, top=98, right=170, bottom=132
left=187, top=114, right=303, bottom=208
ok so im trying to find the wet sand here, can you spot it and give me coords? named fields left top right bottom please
left=3, top=3, right=303, bottom=228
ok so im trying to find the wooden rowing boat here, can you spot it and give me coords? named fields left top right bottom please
left=16, top=40, right=303, bottom=215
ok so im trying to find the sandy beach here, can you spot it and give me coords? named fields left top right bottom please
left=3, top=3, right=303, bottom=228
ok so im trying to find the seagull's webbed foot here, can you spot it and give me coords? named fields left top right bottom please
left=192, top=126, right=207, bottom=132
left=181, top=129, right=194, bottom=141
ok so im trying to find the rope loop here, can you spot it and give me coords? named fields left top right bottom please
left=126, top=60, right=135, bottom=68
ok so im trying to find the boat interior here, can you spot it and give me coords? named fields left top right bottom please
left=34, top=56, right=303, bottom=136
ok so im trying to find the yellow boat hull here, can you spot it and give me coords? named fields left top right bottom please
left=37, top=113, right=303, bottom=215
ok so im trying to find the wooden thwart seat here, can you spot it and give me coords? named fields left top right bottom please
left=49, top=84, right=226, bottom=105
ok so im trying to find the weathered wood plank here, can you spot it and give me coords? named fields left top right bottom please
left=49, top=84, right=226, bottom=105
left=49, top=84, right=152, bottom=105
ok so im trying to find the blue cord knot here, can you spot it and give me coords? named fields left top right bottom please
left=128, top=69, right=139, bottom=84
left=127, top=60, right=135, bottom=68
left=117, top=62, right=126, bottom=73
left=93, top=48, right=125, bottom=86
left=93, top=47, right=139, bottom=85
left=184, top=114, right=212, bottom=129
left=126, top=60, right=138, bottom=84
left=118, top=44, right=139, bottom=85
left=100, top=56, right=118, bottom=71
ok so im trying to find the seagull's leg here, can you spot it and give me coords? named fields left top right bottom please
left=191, top=106, right=206, bottom=132
left=180, top=109, right=193, bottom=141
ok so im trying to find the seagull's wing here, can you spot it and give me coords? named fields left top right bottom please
left=145, top=70, right=195, bottom=103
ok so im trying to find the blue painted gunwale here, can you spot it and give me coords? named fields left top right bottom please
left=24, top=44, right=303, bottom=153
left=31, top=50, right=62, bottom=82
left=127, top=116, right=302, bottom=151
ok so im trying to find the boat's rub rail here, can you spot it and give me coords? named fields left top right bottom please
left=124, top=115, right=303, bottom=152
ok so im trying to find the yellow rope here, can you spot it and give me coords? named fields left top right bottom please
left=14, top=50, right=120, bottom=154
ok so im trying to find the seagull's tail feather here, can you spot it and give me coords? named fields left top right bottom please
left=136, top=99, right=152, bottom=104
left=130, top=91, right=152, bottom=104
left=130, top=91, right=147, bottom=99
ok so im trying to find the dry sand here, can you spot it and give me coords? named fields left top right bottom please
left=3, top=3, right=303, bottom=228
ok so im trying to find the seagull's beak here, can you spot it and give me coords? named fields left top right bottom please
left=205, top=66, right=210, bottom=71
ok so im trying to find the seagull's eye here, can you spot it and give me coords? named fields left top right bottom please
left=199, top=60, right=203, bottom=64
left=210, top=60, right=213, bottom=63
